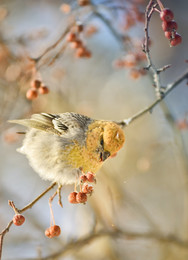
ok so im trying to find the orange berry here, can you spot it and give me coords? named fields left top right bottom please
left=86, top=172, right=96, bottom=183
left=45, top=227, right=53, bottom=238
left=26, top=88, right=38, bottom=100
left=82, top=183, right=93, bottom=194
left=130, top=69, right=140, bottom=79
left=76, top=192, right=87, bottom=203
left=13, top=214, right=25, bottom=226
left=75, top=47, right=85, bottom=58
left=80, top=175, right=87, bottom=183
left=39, top=86, right=49, bottom=94
left=51, top=225, right=61, bottom=237
left=70, top=40, right=82, bottom=49
left=30, top=79, right=41, bottom=89
left=45, top=225, right=61, bottom=238
left=66, top=32, right=77, bottom=42
left=68, top=192, right=78, bottom=203
left=78, top=0, right=90, bottom=6
left=84, top=49, right=92, bottom=58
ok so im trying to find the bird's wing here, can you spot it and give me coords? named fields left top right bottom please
left=9, top=113, right=62, bottom=135
left=9, top=113, right=92, bottom=137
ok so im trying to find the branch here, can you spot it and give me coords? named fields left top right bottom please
left=0, top=182, right=56, bottom=260
left=143, top=0, right=162, bottom=97
left=37, top=228, right=188, bottom=259
left=118, top=69, right=188, bottom=127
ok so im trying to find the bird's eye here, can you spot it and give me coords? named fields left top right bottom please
left=100, top=137, right=104, bottom=147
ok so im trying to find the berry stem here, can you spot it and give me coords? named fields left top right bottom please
left=156, top=0, right=164, bottom=11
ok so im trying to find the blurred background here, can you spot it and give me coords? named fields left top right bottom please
left=0, top=0, right=188, bottom=259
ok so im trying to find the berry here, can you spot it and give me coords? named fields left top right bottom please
left=39, top=86, right=49, bottom=94
left=26, top=88, right=38, bottom=100
left=82, top=183, right=93, bottom=194
left=31, top=79, right=41, bottom=89
left=162, top=20, right=177, bottom=32
left=80, top=175, right=87, bottom=183
left=70, top=40, right=82, bottom=49
left=164, top=31, right=173, bottom=39
left=45, top=225, right=61, bottom=238
left=130, top=69, right=140, bottom=79
left=76, top=192, right=87, bottom=203
left=75, top=47, right=85, bottom=58
left=68, top=192, right=78, bottom=203
left=84, top=49, right=92, bottom=58
left=66, top=32, right=77, bottom=42
left=86, top=172, right=96, bottom=183
left=78, top=0, right=90, bottom=6
left=170, top=33, right=182, bottom=46
left=13, top=214, right=25, bottom=226
left=160, top=8, right=174, bottom=22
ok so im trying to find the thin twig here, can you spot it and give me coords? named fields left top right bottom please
left=143, top=0, right=162, bottom=97
left=0, top=182, right=56, bottom=260
left=118, top=69, right=188, bottom=127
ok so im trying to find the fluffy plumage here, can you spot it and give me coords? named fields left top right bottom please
left=9, top=112, right=125, bottom=185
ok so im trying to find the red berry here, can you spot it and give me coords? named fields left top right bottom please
left=13, top=214, right=25, bottom=226
left=39, top=86, right=49, bottom=94
left=26, top=88, right=38, bottom=100
left=76, top=192, right=87, bottom=203
left=170, top=33, right=182, bottom=46
left=164, top=31, right=172, bottom=39
left=68, top=192, right=78, bottom=203
left=86, top=172, right=96, bottom=183
left=80, top=175, right=87, bottom=183
left=45, top=225, right=61, bottom=238
left=160, top=8, right=174, bottom=22
left=162, top=20, right=177, bottom=32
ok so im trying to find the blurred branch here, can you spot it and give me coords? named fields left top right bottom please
left=0, top=182, right=56, bottom=260
left=118, top=69, right=188, bottom=127
left=35, top=228, right=188, bottom=259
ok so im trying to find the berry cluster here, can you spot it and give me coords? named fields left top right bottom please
left=45, top=225, right=61, bottom=238
left=160, top=8, right=182, bottom=47
left=26, top=79, right=49, bottom=100
left=114, top=51, right=147, bottom=79
left=66, top=23, right=92, bottom=58
left=68, top=172, right=95, bottom=204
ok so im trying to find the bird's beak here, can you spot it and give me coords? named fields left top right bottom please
left=100, top=151, right=111, bottom=161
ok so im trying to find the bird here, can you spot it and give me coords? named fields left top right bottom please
left=9, top=112, right=125, bottom=185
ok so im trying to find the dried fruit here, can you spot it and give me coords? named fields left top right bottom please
left=13, top=214, right=25, bottom=226
left=76, top=192, right=87, bottom=203
left=68, top=192, right=78, bottom=203
left=26, top=88, right=38, bottom=100
left=160, top=8, right=174, bottom=22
